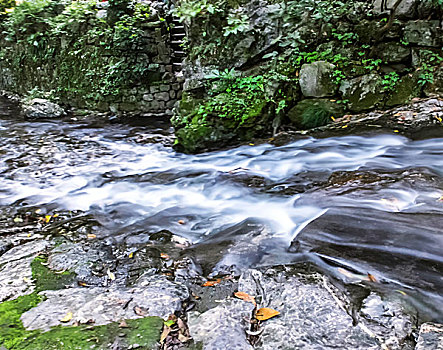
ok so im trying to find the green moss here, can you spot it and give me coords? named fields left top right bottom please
left=16, top=317, right=163, bottom=350
left=31, top=255, right=76, bottom=292
left=0, top=292, right=163, bottom=350
left=0, top=293, right=42, bottom=349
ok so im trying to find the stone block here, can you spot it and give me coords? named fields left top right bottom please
left=339, top=73, right=384, bottom=112
left=374, top=42, right=410, bottom=63
left=299, top=61, right=337, bottom=98
left=155, top=92, right=170, bottom=101
left=169, top=90, right=176, bottom=99
left=150, top=86, right=160, bottom=94
left=159, top=85, right=170, bottom=92
left=143, top=94, right=154, bottom=102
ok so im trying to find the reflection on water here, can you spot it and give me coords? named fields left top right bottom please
left=0, top=115, right=442, bottom=321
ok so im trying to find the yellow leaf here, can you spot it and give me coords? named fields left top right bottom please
left=367, top=273, right=377, bottom=283
left=107, top=269, right=115, bottom=281
left=393, top=130, right=399, bottom=133
left=396, top=290, right=407, bottom=296
left=87, top=234, right=96, bottom=239
left=255, top=307, right=280, bottom=321
left=45, top=215, right=52, bottom=223
left=128, top=252, right=134, bottom=258
left=160, top=253, right=170, bottom=259
left=60, top=312, right=73, bottom=322
left=234, top=291, right=256, bottom=306
left=342, top=125, right=348, bottom=128
left=5, top=8, right=14, bottom=13
left=249, top=143, right=254, bottom=146
left=202, top=278, right=221, bottom=287
left=178, top=220, right=185, bottom=225
left=35, top=209, right=42, bottom=214
left=330, top=116, right=336, bottom=121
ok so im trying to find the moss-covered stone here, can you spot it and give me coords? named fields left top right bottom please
left=288, top=99, right=344, bottom=129
left=0, top=291, right=163, bottom=350
left=31, top=255, right=76, bottom=292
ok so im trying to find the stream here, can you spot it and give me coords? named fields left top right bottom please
left=1, top=106, right=442, bottom=324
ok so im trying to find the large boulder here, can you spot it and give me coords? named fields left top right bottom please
left=288, top=98, right=344, bottom=129
left=22, top=98, right=65, bottom=119
left=374, top=42, right=411, bottom=64
left=372, top=0, right=418, bottom=18
left=299, top=61, right=337, bottom=98
left=403, top=20, right=441, bottom=47
left=339, top=73, right=384, bottom=112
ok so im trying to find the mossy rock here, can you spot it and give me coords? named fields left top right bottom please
left=386, top=72, right=422, bottom=107
left=31, top=255, right=76, bottom=292
left=339, top=73, right=384, bottom=112
left=288, top=99, right=345, bottom=130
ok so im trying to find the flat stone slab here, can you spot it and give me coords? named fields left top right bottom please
left=21, top=275, right=189, bottom=331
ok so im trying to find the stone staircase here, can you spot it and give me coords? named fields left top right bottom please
left=169, top=17, right=186, bottom=73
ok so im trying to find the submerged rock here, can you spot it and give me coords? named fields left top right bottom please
left=22, top=98, right=65, bottom=119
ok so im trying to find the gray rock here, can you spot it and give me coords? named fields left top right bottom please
left=403, top=21, right=441, bottom=47
left=96, top=9, right=107, bottom=19
left=375, top=42, right=411, bottom=63
left=21, top=274, right=188, bottom=331
left=154, top=92, right=170, bottom=101
left=372, top=0, right=417, bottom=18
left=339, top=73, right=384, bottom=112
left=0, top=240, right=48, bottom=265
left=22, top=98, right=65, bottom=119
left=360, top=293, right=414, bottom=349
left=0, top=257, right=34, bottom=302
left=416, top=323, right=443, bottom=350
left=299, top=61, right=337, bottom=97
left=188, top=299, right=254, bottom=350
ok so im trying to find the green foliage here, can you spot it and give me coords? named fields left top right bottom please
left=331, top=29, right=359, bottom=46
left=0, top=0, right=14, bottom=15
left=417, top=50, right=443, bottom=86
left=382, top=72, right=400, bottom=92
left=223, top=11, right=249, bottom=36
left=362, top=58, right=382, bottom=72
left=0, top=0, right=152, bottom=101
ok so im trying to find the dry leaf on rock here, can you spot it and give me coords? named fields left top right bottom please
left=255, top=308, right=280, bottom=321
left=60, top=311, right=73, bottom=323
left=234, top=291, right=256, bottom=306
left=202, top=278, right=221, bottom=287
left=133, top=306, right=148, bottom=316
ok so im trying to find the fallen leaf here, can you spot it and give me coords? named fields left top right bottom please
left=202, top=278, right=221, bottom=287
left=255, top=307, right=280, bottom=321
left=191, top=292, right=201, bottom=300
left=396, top=290, right=407, bottom=296
left=13, top=217, right=23, bottom=223
left=119, top=320, right=129, bottom=328
left=60, top=311, right=73, bottom=322
left=107, top=269, right=116, bottom=281
left=234, top=291, right=256, bottom=306
left=160, top=253, right=170, bottom=259
left=45, top=215, right=52, bottom=223
left=367, top=273, right=377, bottom=283
left=77, top=281, right=88, bottom=287
left=178, top=220, right=185, bottom=225
left=330, top=116, right=336, bottom=121
left=128, top=252, right=134, bottom=259
left=87, top=234, right=96, bottom=239
left=164, top=319, right=175, bottom=327
left=393, top=130, right=399, bottom=133
left=133, top=306, right=148, bottom=316
left=160, top=326, right=171, bottom=343
left=342, top=124, right=348, bottom=128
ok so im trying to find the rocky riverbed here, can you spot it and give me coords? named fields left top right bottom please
left=0, top=96, right=442, bottom=349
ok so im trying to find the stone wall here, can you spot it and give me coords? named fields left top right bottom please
left=172, top=0, right=443, bottom=152
left=0, top=0, right=183, bottom=116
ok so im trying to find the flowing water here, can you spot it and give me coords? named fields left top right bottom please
left=1, top=103, right=442, bottom=322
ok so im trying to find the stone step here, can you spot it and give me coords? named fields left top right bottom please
left=171, top=32, right=186, bottom=37
left=170, top=40, right=183, bottom=45
left=173, top=51, right=186, bottom=56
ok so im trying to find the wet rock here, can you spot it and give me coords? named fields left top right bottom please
left=21, top=274, right=188, bottom=331
left=188, top=298, right=254, bottom=350
left=339, top=73, right=384, bottom=112
left=241, top=269, right=379, bottom=350
left=360, top=293, right=414, bottom=349
left=415, top=323, right=443, bottom=350
left=0, top=258, right=34, bottom=302
left=22, top=98, right=65, bottom=119
left=0, top=240, right=48, bottom=265
left=299, top=61, right=337, bottom=98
